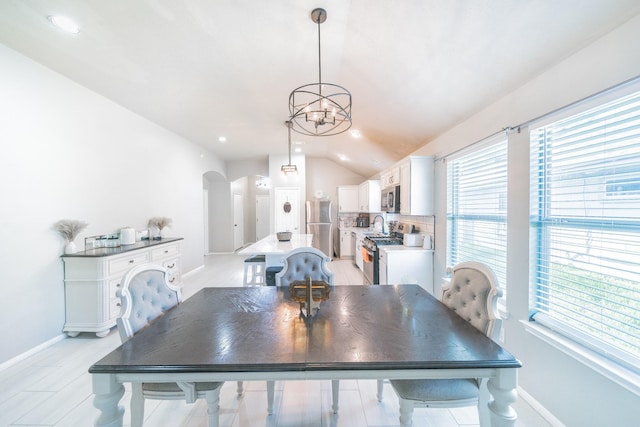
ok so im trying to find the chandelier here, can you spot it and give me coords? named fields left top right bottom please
left=281, top=120, right=298, bottom=175
left=289, top=8, right=352, bottom=136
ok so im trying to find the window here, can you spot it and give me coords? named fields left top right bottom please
left=446, top=134, right=508, bottom=301
left=529, top=90, right=640, bottom=371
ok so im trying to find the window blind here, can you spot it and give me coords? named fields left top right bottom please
left=530, top=90, right=640, bottom=371
left=446, top=135, right=508, bottom=300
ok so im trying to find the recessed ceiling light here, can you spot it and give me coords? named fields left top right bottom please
left=337, top=154, right=349, bottom=161
left=48, top=16, right=80, bottom=34
left=350, top=129, right=361, bottom=138
left=218, top=136, right=227, bottom=143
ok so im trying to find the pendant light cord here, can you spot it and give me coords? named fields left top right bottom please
left=287, top=120, right=293, bottom=165
left=317, top=12, right=322, bottom=87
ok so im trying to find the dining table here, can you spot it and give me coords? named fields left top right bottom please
left=89, top=285, right=521, bottom=426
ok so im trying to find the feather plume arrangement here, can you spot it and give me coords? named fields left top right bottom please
left=148, top=216, right=173, bottom=231
left=53, top=219, right=88, bottom=242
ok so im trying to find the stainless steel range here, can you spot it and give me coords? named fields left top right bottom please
left=362, top=233, right=403, bottom=285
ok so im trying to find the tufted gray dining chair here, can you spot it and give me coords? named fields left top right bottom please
left=274, top=247, right=340, bottom=412
left=275, top=246, right=335, bottom=287
left=385, top=261, right=503, bottom=426
left=117, top=263, right=224, bottom=427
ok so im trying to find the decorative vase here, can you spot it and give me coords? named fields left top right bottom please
left=150, top=226, right=161, bottom=240
left=65, top=240, right=77, bottom=254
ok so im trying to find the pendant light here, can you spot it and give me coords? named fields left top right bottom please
left=289, top=8, right=352, bottom=136
left=281, top=120, right=298, bottom=175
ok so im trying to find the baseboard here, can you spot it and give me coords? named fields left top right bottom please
left=182, top=264, right=204, bottom=278
left=0, top=333, right=66, bottom=372
left=518, top=386, right=566, bottom=427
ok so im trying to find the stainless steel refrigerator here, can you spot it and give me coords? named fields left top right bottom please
left=306, top=200, right=333, bottom=259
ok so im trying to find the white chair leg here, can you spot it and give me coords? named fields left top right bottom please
left=176, top=381, right=197, bottom=403
left=398, top=397, right=415, bottom=426
left=266, top=380, right=275, bottom=415
left=477, top=378, right=491, bottom=427
left=331, top=380, right=339, bottom=414
left=205, top=387, right=221, bottom=427
left=376, top=379, right=384, bottom=402
left=236, top=381, right=244, bottom=396
left=130, top=382, right=145, bottom=427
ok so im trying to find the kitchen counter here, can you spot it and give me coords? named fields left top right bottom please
left=239, top=233, right=313, bottom=255
left=379, top=245, right=434, bottom=253
left=379, top=245, right=434, bottom=294
left=341, top=227, right=379, bottom=237
left=61, top=237, right=184, bottom=258
left=239, top=233, right=313, bottom=267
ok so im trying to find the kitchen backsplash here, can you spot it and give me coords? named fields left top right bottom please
left=338, top=213, right=435, bottom=245
left=337, top=213, right=358, bottom=228
left=385, top=214, right=434, bottom=236
left=339, top=213, right=433, bottom=231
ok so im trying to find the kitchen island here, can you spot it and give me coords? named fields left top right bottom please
left=239, top=233, right=313, bottom=267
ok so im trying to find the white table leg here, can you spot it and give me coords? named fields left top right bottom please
left=376, top=379, right=384, bottom=402
left=92, top=373, right=125, bottom=427
left=266, top=380, right=275, bottom=415
left=487, top=368, right=518, bottom=427
left=331, top=380, right=339, bottom=414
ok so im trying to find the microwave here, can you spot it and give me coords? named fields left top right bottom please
left=381, top=185, right=400, bottom=213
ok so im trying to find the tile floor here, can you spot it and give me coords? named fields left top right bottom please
left=0, top=253, right=551, bottom=427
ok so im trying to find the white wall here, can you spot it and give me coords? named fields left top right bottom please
left=0, top=44, right=225, bottom=364
left=307, top=157, right=365, bottom=236
left=414, top=14, right=640, bottom=427
left=204, top=174, right=233, bottom=253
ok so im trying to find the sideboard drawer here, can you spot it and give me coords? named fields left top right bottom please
left=108, top=252, right=150, bottom=275
left=151, top=242, right=181, bottom=261
left=109, top=297, right=122, bottom=320
left=109, top=278, right=123, bottom=299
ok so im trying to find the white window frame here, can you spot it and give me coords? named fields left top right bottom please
left=446, top=133, right=508, bottom=308
left=528, top=83, right=640, bottom=383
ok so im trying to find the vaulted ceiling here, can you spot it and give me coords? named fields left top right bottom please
left=2, top=1, right=639, bottom=177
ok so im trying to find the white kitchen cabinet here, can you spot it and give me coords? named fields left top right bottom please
left=339, top=228, right=354, bottom=258
left=359, top=180, right=381, bottom=212
left=380, top=167, right=400, bottom=188
left=338, top=185, right=359, bottom=212
left=379, top=246, right=434, bottom=294
left=400, top=155, right=434, bottom=216
left=61, top=238, right=183, bottom=337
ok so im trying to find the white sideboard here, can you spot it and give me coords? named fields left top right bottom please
left=61, top=238, right=183, bottom=337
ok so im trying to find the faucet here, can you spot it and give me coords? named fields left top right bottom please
left=372, top=215, right=385, bottom=234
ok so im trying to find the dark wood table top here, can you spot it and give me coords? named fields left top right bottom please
left=89, top=285, right=521, bottom=375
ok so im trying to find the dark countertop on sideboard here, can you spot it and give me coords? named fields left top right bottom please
left=61, top=237, right=183, bottom=258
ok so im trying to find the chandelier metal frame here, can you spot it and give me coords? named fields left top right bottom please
left=288, top=8, right=352, bottom=136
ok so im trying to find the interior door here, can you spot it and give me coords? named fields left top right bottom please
left=233, top=193, right=244, bottom=250
left=274, top=187, right=300, bottom=233
left=256, top=194, right=270, bottom=241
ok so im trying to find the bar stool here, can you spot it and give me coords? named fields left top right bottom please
left=243, top=255, right=266, bottom=286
